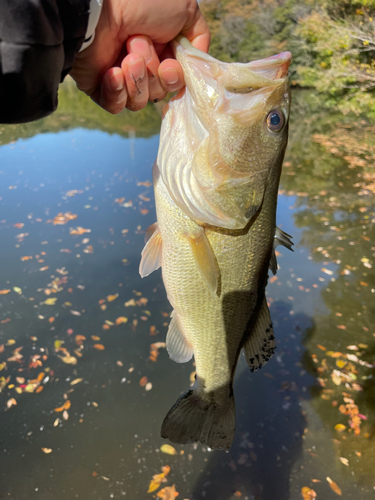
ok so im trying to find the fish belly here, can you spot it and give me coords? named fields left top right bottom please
left=154, top=163, right=276, bottom=404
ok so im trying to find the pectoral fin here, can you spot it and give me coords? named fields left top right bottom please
left=139, top=222, right=162, bottom=278
left=166, top=310, right=194, bottom=363
left=243, top=297, right=275, bottom=372
left=269, top=226, right=294, bottom=275
left=187, top=228, right=219, bottom=295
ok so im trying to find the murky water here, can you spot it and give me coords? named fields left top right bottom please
left=0, top=82, right=374, bottom=500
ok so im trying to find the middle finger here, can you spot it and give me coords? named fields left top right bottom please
left=122, top=54, right=149, bottom=111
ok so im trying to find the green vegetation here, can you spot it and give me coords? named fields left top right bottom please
left=0, top=78, right=161, bottom=146
left=201, top=0, right=375, bottom=118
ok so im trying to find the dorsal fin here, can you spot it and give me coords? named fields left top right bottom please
left=139, top=222, right=162, bottom=278
left=186, top=228, right=219, bottom=295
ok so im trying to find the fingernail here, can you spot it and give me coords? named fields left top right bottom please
left=162, top=69, right=179, bottom=86
left=129, top=58, right=145, bottom=81
left=130, top=38, right=152, bottom=63
left=110, top=73, right=124, bottom=92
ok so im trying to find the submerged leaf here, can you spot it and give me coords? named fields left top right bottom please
left=326, top=477, right=342, bottom=496
left=160, top=444, right=177, bottom=455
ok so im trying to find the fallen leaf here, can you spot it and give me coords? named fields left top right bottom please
left=53, top=418, right=59, bottom=427
left=156, top=485, right=179, bottom=499
left=339, top=457, right=349, bottom=466
left=0, top=290, right=11, bottom=295
left=326, top=477, right=342, bottom=496
left=44, top=298, right=57, bottom=305
left=107, top=293, right=119, bottom=302
left=93, top=344, right=105, bottom=350
left=13, top=287, right=22, bottom=294
left=62, top=410, right=69, bottom=420
left=58, top=355, right=77, bottom=365
left=70, top=378, right=83, bottom=385
left=334, top=424, right=346, bottom=432
left=115, top=316, right=128, bottom=325
left=41, top=448, right=52, bottom=454
left=160, top=444, right=177, bottom=455
left=301, top=486, right=317, bottom=499
left=16, top=377, right=25, bottom=384
left=6, top=398, right=17, bottom=409
left=147, top=465, right=170, bottom=493
left=139, top=376, right=148, bottom=387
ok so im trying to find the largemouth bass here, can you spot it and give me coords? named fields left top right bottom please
left=140, top=36, right=292, bottom=450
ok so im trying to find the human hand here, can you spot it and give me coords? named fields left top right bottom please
left=70, top=0, right=210, bottom=113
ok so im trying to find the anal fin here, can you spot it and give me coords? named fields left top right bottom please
left=269, top=226, right=294, bottom=275
left=166, top=310, right=194, bottom=363
left=187, top=228, right=219, bottom=295
left=243, top=297, right=275, bottom=372
left=139, top=222, right=162, bottom=278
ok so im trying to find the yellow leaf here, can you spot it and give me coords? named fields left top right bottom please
left=160, top=444, right=177, bottom=455
left=44, top=298, right=57, bottom=305
left=115, top=316, right=128, bottom=325
left=70, top=378, right=83, bottom=385
left=334, top=424, right=346, bottom=432
left=24, top=383, right=38, bottom=393
left=58, top=355, right=77, bottom=365
left=301, top=486, right=317, bottom=499
left=41, top=448, right=52, bottom=454
left=13, top=287, right=22, bottom=295
left=54, top=340, right=64, bottom=349
left=107, top=293, right=119, bottom=302
left=6, top=339, right=16, bottom=346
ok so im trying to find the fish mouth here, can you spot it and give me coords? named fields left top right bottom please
left=171, top=36, right=291, bottom=96
left=247, top=52, right=292, bottom=80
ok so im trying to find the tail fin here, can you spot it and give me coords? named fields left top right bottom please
left=161, top=389, right=235, bottom=450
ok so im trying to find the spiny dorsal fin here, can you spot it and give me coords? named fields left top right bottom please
left=243, top=296, right=275, bottom=372
left=166, top=310, right=194, bottom=363
left=269, top=226, right=294, bottom=275
left=139, top=222, right=162, bottom=278
left=186, top=228, right=219, bottom=295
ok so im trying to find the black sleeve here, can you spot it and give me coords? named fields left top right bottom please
left=0, top=0, right=90, bottom=124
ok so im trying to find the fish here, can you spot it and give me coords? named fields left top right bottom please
left=139, top=36, right=293, bottom=450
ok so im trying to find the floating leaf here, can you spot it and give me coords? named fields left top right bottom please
left=139, top=376, right=148, bottom=387
left=93, top=344, right=105, bottom=350
left=6, top=398, right=17, bottom=409
left=0, top=290, right=11, bottom=295
left=156, top=485, right=179, bottom=499
left=334, top=424, right=346, bottom=432
left=301, top=486, right=317, bottom=500
left=53, top=418, right=59, bottom=427
left=115, top=316, right=128, bottom=325
left=147, top=465, right=170, bottom=493
left=339, top=457, right=349, bottom=466
left=41, top=448, right=52, bottom=454
left=13, top=287, right=22, bottom=295
left=160, top=444, right=177, bottom=455
left=44, top=298, right=57, bottom=305
left=326, top=477, right=342, bottom=496
left=62, top=410, right=69, bottom=420
left=6, top=339, right=16, bottom=346
left=70, top=378, right=83, bottom=385
left=58, top=355, right=77, bottom=365
left=107, top=293, right=119, bottom=302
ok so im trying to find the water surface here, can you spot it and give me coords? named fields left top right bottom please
left=0, top=83, right=374, bottom=500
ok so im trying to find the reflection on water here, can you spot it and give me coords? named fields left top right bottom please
left=0, top=83, right=374, bottom=499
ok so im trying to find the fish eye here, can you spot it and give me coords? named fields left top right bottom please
left=266, top=110, right=285, bottom=132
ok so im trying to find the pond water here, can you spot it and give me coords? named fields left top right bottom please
left=0, top=82, right=374, bottom=500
